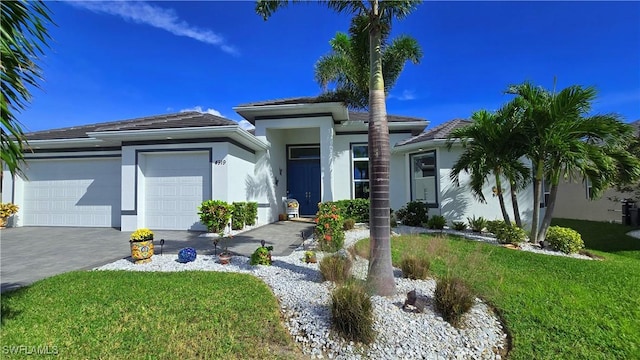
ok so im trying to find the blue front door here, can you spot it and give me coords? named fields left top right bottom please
left=287, top=159, right=321, bottom=216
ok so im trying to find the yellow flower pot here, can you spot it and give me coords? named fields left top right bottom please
left=130, top=240, right=154, bottom=264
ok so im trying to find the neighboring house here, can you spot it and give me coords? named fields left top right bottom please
left=2, top=97, right=538, bottom=231
left=554, top=119, right=640, bottom=223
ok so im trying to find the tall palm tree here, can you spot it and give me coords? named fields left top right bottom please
left=314, top=14, right=422, bottom=109
left=447, top=106, right=530, bottom=225
left=508, top=82, right=640, bottom=241
left=1, top=0, right=53, bottom=175
left=257, top=0, right=422, bottom=295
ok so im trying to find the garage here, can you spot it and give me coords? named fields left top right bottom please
left=141, top=151, right=211, bottom=231
left=21, top=158, right=122, bottom=227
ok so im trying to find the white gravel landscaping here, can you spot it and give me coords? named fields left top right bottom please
left=96, top=228, right=508, bottom=359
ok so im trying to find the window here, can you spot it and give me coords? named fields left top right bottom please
left=410, top=151, right=437, bottom=206
left=586, top=178, right=593, bottom=199
left=351, top=144, right=369, bottom=199
left=289, top=146, right=320, bottom=160
left=540, top=179, right=550, bottom=208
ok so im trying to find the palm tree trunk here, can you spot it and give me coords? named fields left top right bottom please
left=495, top=171, right=511, bottom=224
left=366, top=0, right=395, bottom=296
left=530, top=160, right=543, bottom=242
left=538, top=182, right=559, bottom=242
left=510, top=179, right=523, bottom=227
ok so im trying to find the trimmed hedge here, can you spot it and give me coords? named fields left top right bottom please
left=332, top=199, right=370, bottom=223
left=546, top=226, right=584, bottom=254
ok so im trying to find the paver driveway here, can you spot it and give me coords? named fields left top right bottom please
left=0, top=221, right=314, bottom=293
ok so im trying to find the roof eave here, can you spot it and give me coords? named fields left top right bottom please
left=392, top=138, right=454, bottom=154
left=234, top=102, right=348, bottom=124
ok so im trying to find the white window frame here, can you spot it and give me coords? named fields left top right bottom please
left=351, top=143, right=369, bottom=199
left=409, top=150, right=438, bottom=207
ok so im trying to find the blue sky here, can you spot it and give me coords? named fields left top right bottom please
left=19, top=1, right=640, bottom=132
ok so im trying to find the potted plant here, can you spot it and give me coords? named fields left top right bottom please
left=130, top=228, right=154, bottom=264
left=303, top=250, right=317, bottom=264
left=0, top=202, right=19, bottom=228
left=218, top=248, right=232, bottom=265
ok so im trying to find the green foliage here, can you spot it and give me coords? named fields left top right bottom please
left=330, top=281, right=375, bottom=344
left=434, top=277, right=475, bottom=327
left=545, top=226, right=585, bottom=254
left=551, top=218, right=640, bottom=259
left=400, top=254, right=430, bottom=280
left=343, top=218, right=356, bottom=230
left=427, top=215, right=446, bottom=230
left=332, top=199, right=370, bottom=223
left=396, top=201, right=429, bottom=226
left=319, top=254, right=352, bottom=283
left=245, top=202, right=258, bottom=226
left=198, top=200, right=233, bottom=234
left=451, top=221, right=467, bottom=231
left=250, top=246, right=273, bottom=266
left=467, top=216, right=487, bottom=233
left=390, top=212, right=398, bottom=228
left=302, top=251, right=317, bottom=263
left=496, top=225, right=528, bottom=245
left=315, top=202, right=345, bottom=252
left=231, top=202, right=246, bottom=230
left=485, top=220, right=504, bottom=235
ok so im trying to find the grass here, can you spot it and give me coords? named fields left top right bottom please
left=356, top=220, right=640, bottom=359
left=0, top=271, right=302, bottom=359
left=551, top=218, right=640, bottom=259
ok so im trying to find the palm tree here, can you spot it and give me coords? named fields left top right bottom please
left=314, top=14, right=422, bottom=109
left=447, top=106, right=530, bottom=226
left=257, top=0, right=422, bottom=295
left=507, top=81, right=640, bottom=241
left=1, top=0, right=53, bottom=175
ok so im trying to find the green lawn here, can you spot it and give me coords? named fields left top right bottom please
left=551, top=218, right=640, bottom=259
left=355, top=219, right=640, bottom=359
left=0, top=271, right=302, bottom=359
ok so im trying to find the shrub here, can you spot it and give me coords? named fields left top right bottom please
left=319, top=254, right=352, bottom=283
left=400, top=254, right=430, bottom=280
left=451, top=221, right=467, bottom=231
left=315, top=202, right=345, bottom=252
left=198, top=200, right=233, bottom=234
left=343, top=218, right=356, bottom=231
left=467, top=216, right=487, bottom=233
left=434, top=277, right=475, bottom=327
left=545, top=226, right=585, bottom=254
left=494, top=224, right=528, bottom=245
left=250, top=245, right=273, bottom=265
left=396, top=201, right=429, bottom=227
left=427, top=215, right=446, bottom=230
left=331, top=281, right=375, bottom=344
left=485, top=220, right=504, bottom=235
left=390, top=210, right=398, bottom=228
left=231, top=202, right=246, bottom=230
left=245, top=202, right=258, bottom=226
left=333, top=199, right=369, bottom=223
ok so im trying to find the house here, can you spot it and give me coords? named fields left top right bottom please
left=553, top=119, right=640, bottom=223
left=2, top=97, right=538, bottom=231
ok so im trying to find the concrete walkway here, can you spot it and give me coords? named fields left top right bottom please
left=0, top=221, right=314, bottom=293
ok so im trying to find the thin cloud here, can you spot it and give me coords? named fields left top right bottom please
left=68, top=1, right=238, bottom=55
left=389, top=89, right=417, bottom=101
left=236, top=119, right=255, bottom=131
left=180, top=106, right=223, bottom=117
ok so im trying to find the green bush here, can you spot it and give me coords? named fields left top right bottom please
left=332, top=199, right=370, bottom=223
left=198, top=200, right=233, bottom=234
left=434, top=277, right=475, bottom=327
left=331, top=281, right=375, bottom=344
left=467, top=216, right=487, bottom=233
left=250, top=245, right=273, bottom=265
left=546, top=226, right=585, bottom=254
left=390, top=212, right=398, bottom=228
left=245, top=202, right=258, bottom=226
left=315, top=202, right=345, bottom=252
left=396, top=201, right=429, bottom=227
left=451, top=221, right=467, bottom=231
left=485, top=220, right=504, bottom=235
left=400, top=255, right=430, bottom=280
left=427, top=215, right=446, bottom=230
left=343, top=218, right=356, bottom=231
left=231, top=202, right=246, bottom=230
left=492, top=223, right=527, bottom=244
left=319, top=254, right=352, bottom=283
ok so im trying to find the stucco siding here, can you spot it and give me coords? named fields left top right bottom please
left=554, top=180, right=625, bottom=223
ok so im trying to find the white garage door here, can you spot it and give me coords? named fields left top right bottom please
left=142, top=152, right=210, bottom=230
left=22, top=158, right=121, bottom=227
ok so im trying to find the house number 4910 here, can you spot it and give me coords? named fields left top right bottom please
left=214, top=160, right=226, bottom=165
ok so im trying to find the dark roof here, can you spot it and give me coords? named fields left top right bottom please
left=236, top=97, right=328, bottom=107
left=25, top=112, right=237, bottom=140
left=348, top=111, right=425, bottom=123
left=396, top=118, right=471, bottom=147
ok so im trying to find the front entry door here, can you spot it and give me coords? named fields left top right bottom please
left=287, top=147, right=321, bottom=216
